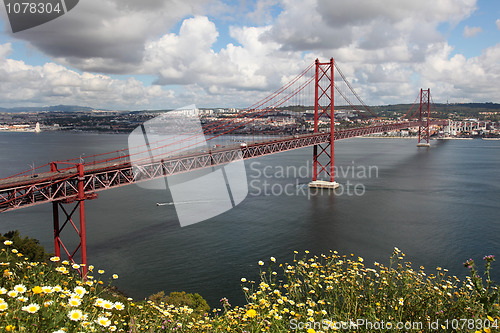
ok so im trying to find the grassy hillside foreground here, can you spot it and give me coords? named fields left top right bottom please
left=0, top=236, right=498, bottom=332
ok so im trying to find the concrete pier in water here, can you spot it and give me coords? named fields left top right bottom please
left=308, top=180, right=340, bottom=189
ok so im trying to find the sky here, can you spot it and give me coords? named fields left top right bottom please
left=0, top=0, right=499, bottom=110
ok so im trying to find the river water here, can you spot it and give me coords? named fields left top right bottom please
left=0, top=131, right=499, bottom=307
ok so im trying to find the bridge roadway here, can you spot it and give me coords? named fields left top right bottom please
left=0, top=120, right=446, bottom=212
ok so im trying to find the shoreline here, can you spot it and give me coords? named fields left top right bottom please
left=359, top=136, right=417, bottom=139
left=2, top=129, right=498, bottom=141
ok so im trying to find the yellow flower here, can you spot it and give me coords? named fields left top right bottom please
left=307, top=329, right=316, bottom=333
left=0, top=302, right=8, bottom=311
left=14, top=284, right=26, bottom=293
left=68, top=297, right=81, bottom=307
left=68, top=309, right=84, bottom=321
left=50, top=256, right=60, bottom=262
left=114, top=302, right=125, bottom=310
left=112, top=274, right=118, bottom=279
left=56, top=266, right=68, bottom=274
left=5, top=325, right=15, bottom=331
left=96, top=316, right=111, bottom=327
left=98, top=269, right=105, bottom=274
left=32, top=286, right=43, bottom=294
left=258, top=261, right=264, bottom=266
left=102, top=300, right=114, bottom=310
left=41, top=286, right=53, bottom=293
left=22, top=303, right=40, bottom=313
left=245, top=309, right=257, bottom=318
left=74, top=286, right=87, bottom=296
left=3, top=240, right=12, bottom=246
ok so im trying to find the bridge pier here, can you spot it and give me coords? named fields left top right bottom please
left=308, top=180, right=339, bottom=189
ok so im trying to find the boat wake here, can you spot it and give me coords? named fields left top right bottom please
left=156, top=200, right=222, bottom=206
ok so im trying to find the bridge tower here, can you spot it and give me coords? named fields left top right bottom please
left=417, top=88, right=431, bottom=147
left=309, top=58, right=339, bottom=189
left=51, top=162, right=95, bottom=278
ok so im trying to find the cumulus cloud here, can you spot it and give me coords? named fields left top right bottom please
left=496, top=19, right=500, bottom=29
left=143, top=16, right=225, bottom=85
left=267, top=0, right=476, bottom=52
left=2, top=0, right=500, bottom=108
left=0, top=43, right=12, bottom=59
left=0, top=47, right=173, bottom=109
left=143, top=16, right=311, bottom=98
left=418, top=42, right=500, bottom=102
left=250, top=0, right=482, bottom=104
left=463, top=25, right=482, bottom=37
left=6, top=0, right=212, bottom=73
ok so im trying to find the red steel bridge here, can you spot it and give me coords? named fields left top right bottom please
left=0, top=58, right=446, bottom=276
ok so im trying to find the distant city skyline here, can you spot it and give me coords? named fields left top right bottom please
left=0, top=0, right=499, bottom=110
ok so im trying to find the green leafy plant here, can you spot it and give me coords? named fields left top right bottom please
left=0, top=230, right=49, bottom=262
left=464, top=255, right=499, bottom=316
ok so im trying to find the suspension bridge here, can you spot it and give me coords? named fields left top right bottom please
left=0, top=58, right=446, bottom=276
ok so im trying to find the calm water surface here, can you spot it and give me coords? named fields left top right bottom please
left=0, top=131, right=499, bottom=307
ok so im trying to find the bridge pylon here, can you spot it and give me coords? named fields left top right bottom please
left=417, top=88, right=431, bottom=147
left=309, top=58, right=339, bottom=189
left=51, top=162, right=96, bottom=278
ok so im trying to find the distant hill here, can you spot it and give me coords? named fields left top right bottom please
left=0, top=105, right=95, bottom=113
left=370, top=102, right=500, bottom=119
left=371, top=102, right=500, bottom=112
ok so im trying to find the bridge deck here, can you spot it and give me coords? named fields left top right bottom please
left=0, top=120, right=446, bottom=212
